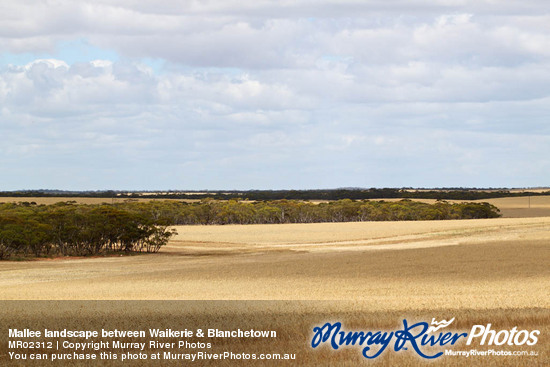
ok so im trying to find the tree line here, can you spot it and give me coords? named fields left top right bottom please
left=2, top=188, right=548, bottom=201
left=116, top=199, right=500, bottom=225
left=0, top=199, right=500, bottom=260
left=0, top=202, right=176, bottom=260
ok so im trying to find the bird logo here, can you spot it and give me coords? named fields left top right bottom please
left=427, top=317, right=456, bottom=333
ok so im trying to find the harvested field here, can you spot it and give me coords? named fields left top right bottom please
left=480, top=196, right=550, bottom=217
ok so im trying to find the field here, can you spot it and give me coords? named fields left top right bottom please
left=1, top=197, right=549, bottom=365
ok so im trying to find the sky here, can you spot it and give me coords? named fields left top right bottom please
left=1, top=0, right=549, bottom=190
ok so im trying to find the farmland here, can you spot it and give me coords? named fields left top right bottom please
left=1, top=216, right=549, bottom=304
left=1, top=197, right=549, bottom=365
left=1, top=194, right=549, bottom=217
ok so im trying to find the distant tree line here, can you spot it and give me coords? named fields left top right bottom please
left=114, top=199, right=500, bottom=225
left=0, top=199, right=501, bottom=259
left=0, top=202, right=176, bottom=260
left=1, top=188, right=548, bottom=201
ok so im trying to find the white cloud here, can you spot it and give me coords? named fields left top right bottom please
left=0, top=1, right=549, bottom=189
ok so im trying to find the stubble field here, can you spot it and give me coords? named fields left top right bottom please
left=1, top=197, right=549, bottom=365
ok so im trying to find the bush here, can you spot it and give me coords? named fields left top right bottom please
left=0, top=202, right=176, bottom=259
left=0, top=199, right=500, bottom=259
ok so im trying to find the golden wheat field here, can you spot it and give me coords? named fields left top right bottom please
left=1, top=198, right=549, bottom=366
left=1, top=216, right=549, bottom=305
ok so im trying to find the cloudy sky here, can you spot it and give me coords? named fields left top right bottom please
left=1, top=0, right=549, bottom=190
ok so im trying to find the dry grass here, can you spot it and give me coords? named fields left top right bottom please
left=1, top=210, right=549, bottom=365
left=479, top=196, right=550, bottom=217
left=1, top=217, right=549, bottom=308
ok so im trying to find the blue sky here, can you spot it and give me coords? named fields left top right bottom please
left=1, top=39, right=116, bottom=66
left=1, top=1, right=549, bottom=190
